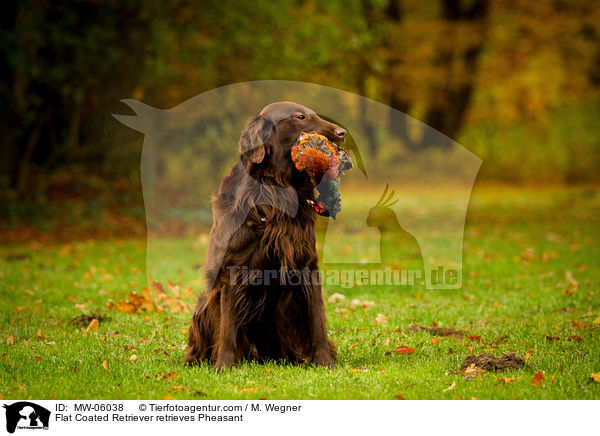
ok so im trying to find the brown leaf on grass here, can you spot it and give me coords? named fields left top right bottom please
left=70, top=314, right=107, bottom=327
left=151, top=281, right=166, bottom=296
left=375, top=313, right=388, bottom=324
left=161, top=395, right=174, bottom=400
left=348, top=366, right=368, bottom=373
left=240, top=387, right=256, bottom=393
left=351, top=299, right=375, bottom=309
left=492, top=335, right=509, bottom=346
left=565, top=271, right=578, bottom=290
left=16, top=306, right=29, bottom=312
left=171, top=385, right=187, bottom=392
left=116, top=290, right=156, bottom=314
left=6, top=336, right=14, bottom=345
left=593, top=317, right=600, bottom=325
left=541, top=251, right=559, bottom=263
left=443, top=381, right=456, bottom=392
left=348, top=342, right=359, bottom=350
left=85, top=318, right=99, bottom=333
left=495, top=376, right=515, bottom=383
left=102, top=360, right=108, bottom=371
left=432, top=337, right=440, bottom=345
left=545, top=336, right=561, bottom=341
left=162, top=372, right=179, bottom=380
left=117, top=300, right=137, bottom=313
left=468, top=335, right=481, bottom=342
left=459, top=363, right=486, bottom=380
left=394, top=346, right=414, bottom=354
left=394, top=394, right=406, bottom=400
left=570, top=320, right=587, bottom=329
left=532, top=371, right=545, bottom=387
left=590, top=372, right=600, bottom=383
left=327, top=293, right=345, bottom=304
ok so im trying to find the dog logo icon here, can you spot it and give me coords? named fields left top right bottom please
left=2, top=402, right=50, bottom=433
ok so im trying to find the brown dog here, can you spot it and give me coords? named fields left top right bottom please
left=185, top=101, right=348, bottom=370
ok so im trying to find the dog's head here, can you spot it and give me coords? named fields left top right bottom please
left=239, top=101, right=347, bottom=185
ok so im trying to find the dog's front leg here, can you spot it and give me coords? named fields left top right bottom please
left=214, top=290, right=237, bottom=371
left=308, top=283, right=335, bottom=368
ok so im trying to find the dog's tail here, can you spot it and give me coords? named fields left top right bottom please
left=184, top=294, right=217, bottom=365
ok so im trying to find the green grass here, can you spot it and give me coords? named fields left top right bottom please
left=1, top=184, right=599, bottom=399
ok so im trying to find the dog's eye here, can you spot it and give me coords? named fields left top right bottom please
left=297, top=114, right=306, bottom=120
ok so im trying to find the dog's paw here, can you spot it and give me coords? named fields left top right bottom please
left=313, top=351, right=335, bottom=369
left=213, top=361, right=234, bottom=372
left=214, top=353, right=235, bottom=372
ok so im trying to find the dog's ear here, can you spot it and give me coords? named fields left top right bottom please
left=239, top=115, right=275, bottom=164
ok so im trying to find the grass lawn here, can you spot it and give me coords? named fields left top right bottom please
left=1, top=184, right=599, bottom=399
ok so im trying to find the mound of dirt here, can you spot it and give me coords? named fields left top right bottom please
left=70, top=314, right=108, bottom=327
left=409, top=325, right=465, bottom=338
left=460, top=352, right=525, bottom=372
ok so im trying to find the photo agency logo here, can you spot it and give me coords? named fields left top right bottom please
left=113, top=81, right=481, bottom=291
left=2, top=402, right=50, bottom=434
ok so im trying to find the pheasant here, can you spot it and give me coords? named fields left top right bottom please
left=291, top=133, right=352, bottom=219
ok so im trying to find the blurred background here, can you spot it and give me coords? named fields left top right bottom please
left=1, top=0, right=599, bottom=242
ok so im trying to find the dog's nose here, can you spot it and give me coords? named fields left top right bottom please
left=334, top=128, right=346, bottom=139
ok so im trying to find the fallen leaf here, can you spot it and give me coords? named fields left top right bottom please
left=495, top=376, right=515, bottom=383
left=102, top=360, right=108, bottom=371
left=565, top=271, right=578, bottom=290
left=531, top=370, right=545, bottom=387
left=468, top=335, right=481, bottom=342
left=85, top=318, right=99, bottom=333
left=443, top=381, right=456, bottom=392
left=327, top=293, right=345, bottom=304
left=592, top=317, right=600, bottom=325
left=16, top=306, right=29, bottom=312
left=394, top=346, right=414, bottom=354
left=492, top=335, right=508, bottom=346
left=37, top=329, right=43, bottom=339
left=394, top=394, right=406, bottom=400
left=375, top=313, right=388, bottom=324
left=163, top=372, right=179, bottom=380
left=161, top=395, right=174, bottom=400
left=432, top=337, right=440, bottom=345
left=348, top=342, right=359, bottom=350
left=590, top=372, right=600, bottom=382
left=171, top=385, right=187, bottom=392
left=6, top=336, right=14, bottom=345
left=240, top=387, right=256, bottom=393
